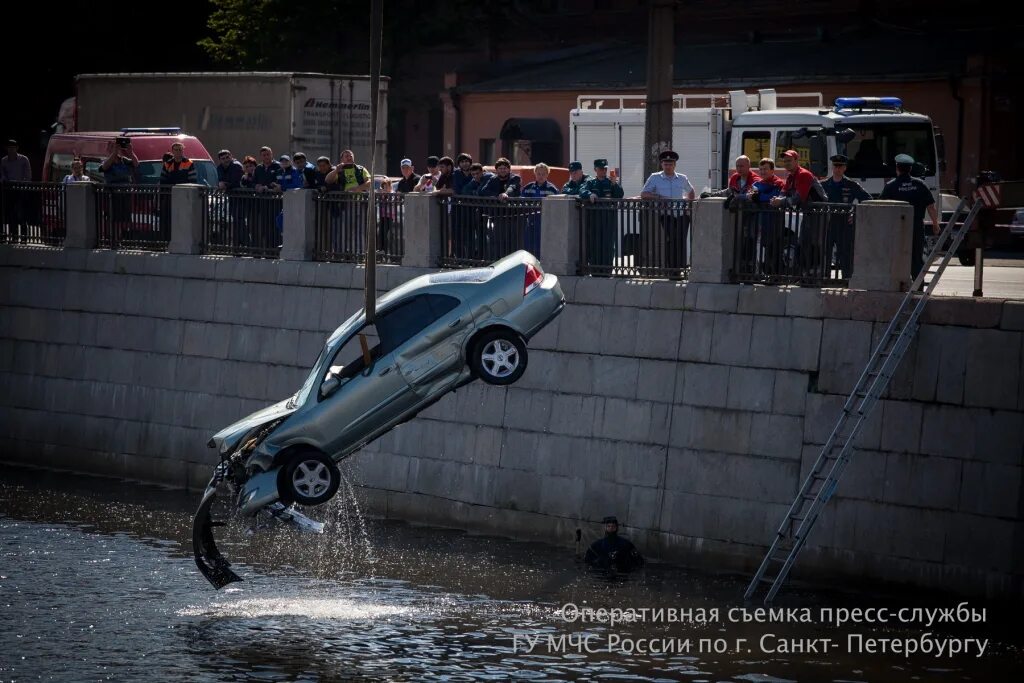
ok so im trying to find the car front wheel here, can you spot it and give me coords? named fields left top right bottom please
left=278, top=450, right=340, bottom=506
left=472, top=330, right=528, bottom=385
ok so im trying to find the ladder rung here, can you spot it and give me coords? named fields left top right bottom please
left=759, top=576, right=776, bottom=584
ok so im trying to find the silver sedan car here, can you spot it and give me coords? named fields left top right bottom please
left=194, top=251, right=565, bottom=587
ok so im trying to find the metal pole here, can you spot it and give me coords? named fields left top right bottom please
left=643, top=0, right=675, bottom=178
left=364, top=0, right=383, bottom=323
left=973, top=248, right=983, bottom=297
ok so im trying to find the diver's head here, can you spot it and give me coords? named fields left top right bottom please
left=602, top=515, right=619, bottom=537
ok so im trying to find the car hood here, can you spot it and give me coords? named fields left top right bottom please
left=208, top=397, right=297, bottom=455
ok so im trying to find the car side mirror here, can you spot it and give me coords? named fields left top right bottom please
left=320, top=376, right=341, bottom=398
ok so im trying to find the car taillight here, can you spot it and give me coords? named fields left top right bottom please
left=524, top=263, right=543, bottom=294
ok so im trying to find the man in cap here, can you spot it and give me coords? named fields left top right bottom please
left=2, top=139, right=33, bottom=242
left=881, top=153, right=940, bottom=279
left=561, top=161, right=589, bottom=195
left=584, top=516, right=645, bottom=573
left=641, top=149, right=695, bottom=272
left=396, top=158, right=420, bottom=193
left=821, top=154, right=871, bottom=279
left=773, top=149, right=828, bottom=277
left=275, top=154, right=305, bottom=191
left=579, top=159, right=624, bottom=269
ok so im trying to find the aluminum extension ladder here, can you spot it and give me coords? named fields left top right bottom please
left=744, top=196, right=985, bottom=605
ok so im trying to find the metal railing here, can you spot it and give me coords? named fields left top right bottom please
left=204, top=189, right=283, bottom=258
left=313, top=192, right=404, bottom=264
left=0, top=181, right=66, bottom=247
left=578, top=198, right=692, bottom=278
left=96, top=185, right=172, bottom=251
left=439, top=195, right=542, bottom=268
left=731, top=201, right=856, bottom=286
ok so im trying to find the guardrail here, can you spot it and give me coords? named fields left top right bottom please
left=313, top=192, right=405, bottom=264
left=578, top=198, right=692, bottom=278
left=203, top=188, right=283, bottom=258
left=0, top=181, right=66, bottom=247
left=438, top=195, right=542, bottom=268
left=731, top=201, right=856, bottom=286
left=96, top=185, right=172, bottom=251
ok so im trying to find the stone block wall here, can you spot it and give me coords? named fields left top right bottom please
left=1, top=245, right=1022, bottom=598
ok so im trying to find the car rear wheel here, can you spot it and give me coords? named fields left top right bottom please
left=472, top=330, right=528, bottom=385
left=278, top=450, right=340, bottom=507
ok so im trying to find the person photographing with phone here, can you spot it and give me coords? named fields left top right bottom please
left=100, top=137, right=140, bottom=242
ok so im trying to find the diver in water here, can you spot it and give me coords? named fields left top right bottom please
left=584, top=516, right=645, bottom=572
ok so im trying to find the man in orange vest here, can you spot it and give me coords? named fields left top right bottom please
left=160, top=142, right=197, bottom=185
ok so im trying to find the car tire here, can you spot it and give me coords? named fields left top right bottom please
left=471, top=329, right=528, bottom=385
left=278, top=450, right=340, bottom=507
left=957, top=250, right=975, bottom=266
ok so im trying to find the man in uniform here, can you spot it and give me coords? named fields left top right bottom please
left=584, top=516, right=645, bottom=573
left=881, top=153, right=940, bottom=279
left=561, top=160, right=589, bottom=195
left=578, top=159, right=624, bottom=271
left=821, top=154, right=871, bottom=279
left=641, top=149, right=695, bottom=273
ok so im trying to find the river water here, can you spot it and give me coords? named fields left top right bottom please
left=0, top=464, right=1020, bottom=682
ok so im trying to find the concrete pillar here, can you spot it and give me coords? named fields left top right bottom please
left=281, top=189, right=317, bottom=261
left=402, top=192, right=442, bottom=268
left=169, top=184, right=205, bottom=255
left=643, top=0, right=675, bottom=177
left=63, top=182, right=97, bottom=249
left=688, top=197, right=733, bottom=283
left=849, top=200, right=913, bottom=292
left=540, top=195, right=580, bottom=276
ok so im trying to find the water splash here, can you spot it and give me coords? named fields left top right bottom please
left=177, top=595, right=412, bottom=620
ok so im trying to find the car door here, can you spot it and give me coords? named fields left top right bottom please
left=312, top=322, right=416, bottom=456
left=391, top=294, right=470, bottom=398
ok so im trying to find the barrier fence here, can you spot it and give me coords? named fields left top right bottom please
left=438, top=196, right=543, bottom=268
left=731, top=201, right=856, bottom=286
left=313, top=192, right=404, bottom=264
left=203, top=189, right=283, bottom=258
left=578, top=199, right=692, bottom=278
left=96, top=185, right=172, bottom=251
left=0, top=181, right=66, bottom=247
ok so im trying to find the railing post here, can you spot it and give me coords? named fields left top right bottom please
left=540, top=195, right=580, bottom=276
left=169, top=184, right=205, bottom=255
left=689, top=197, right=733, bottom=283
left=402, top=192, right=442, bottom=268
left=63, top=182, right=97, bottom=249
left=281, top=189, right=317, bottom=261
left=849, top=200, right=913, bottom=292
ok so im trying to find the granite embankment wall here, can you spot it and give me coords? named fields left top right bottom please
left=1, top=245, right=1022, bottom=598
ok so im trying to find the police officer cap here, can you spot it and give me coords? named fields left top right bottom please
left=601, top=515, right=619, bottom=525
left=894, top=153, right=915, bottom=165
left=830, top=154, right=849, bottom=164
left=568, top=161, right=583, bottom=172
left=659, top=150, right=679, bottom=162
left=594, top=158, right=609, bottom=169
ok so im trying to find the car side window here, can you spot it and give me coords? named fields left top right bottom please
left=325, top=324, right=381, bottom=383
left=376, top=294, right=460, bottom=356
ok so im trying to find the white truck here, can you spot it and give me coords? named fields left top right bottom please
left=569, top=89, right=950, bottom=205
left=72, top=72, right=389, bottom=169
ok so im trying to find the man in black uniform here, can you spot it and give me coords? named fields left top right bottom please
left=880, top=153, right=940, bottom=279
left=821, top=154, right=871, bottom=279
left=584, top=516, right=645, bottom=572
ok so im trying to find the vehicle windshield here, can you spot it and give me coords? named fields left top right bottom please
left=136, top=159, right=218, bottom=186
left=840, top=122, right=937, bottom=179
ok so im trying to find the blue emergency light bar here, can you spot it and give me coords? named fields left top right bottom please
left=834, top=97, right=903, bottom=111
left=120, top=127, right=183, bottom=135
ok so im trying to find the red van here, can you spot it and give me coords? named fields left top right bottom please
left=42, top=128, right=217, bottom=185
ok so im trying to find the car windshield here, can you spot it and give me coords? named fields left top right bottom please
left=136, top=159, right=218, bottom=186
left=841, top=122, right=937, bottom=179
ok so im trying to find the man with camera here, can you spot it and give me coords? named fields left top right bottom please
left=100, top=138, right=140, bottom=244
